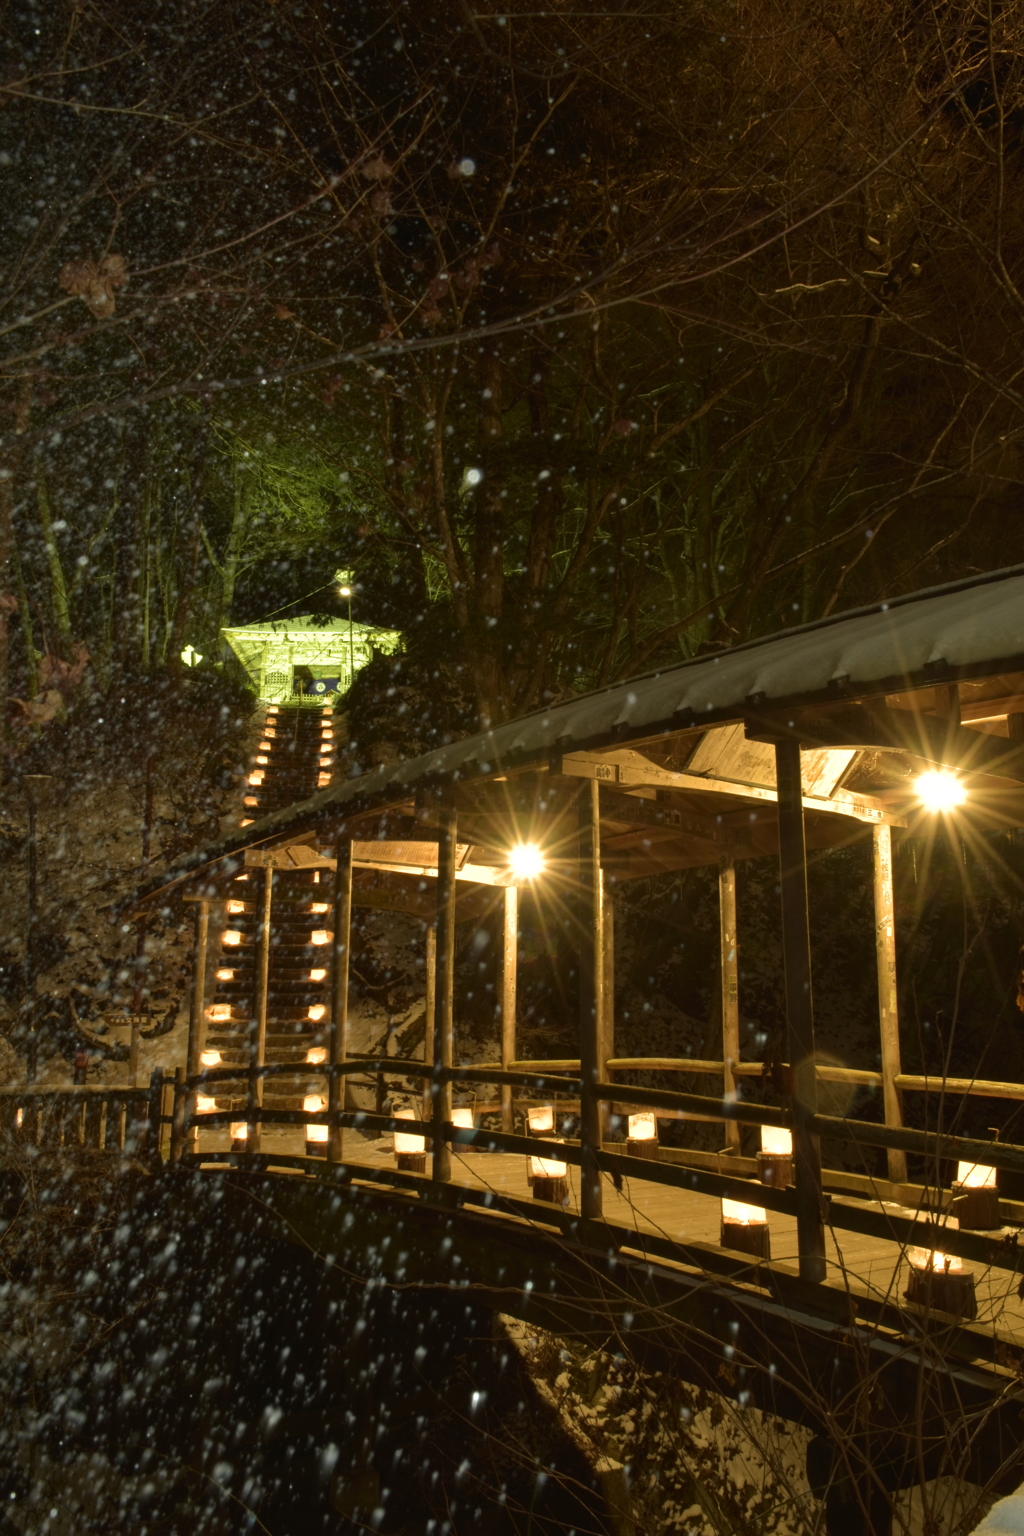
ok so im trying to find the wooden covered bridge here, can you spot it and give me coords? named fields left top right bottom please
left=13, top=564, right=1024, bottom=1532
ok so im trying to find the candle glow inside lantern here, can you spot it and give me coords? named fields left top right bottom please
left=196, top=1094, right=217, bottom=1115
left=757, top=1125, right=794, bottom=1189
left=309, top=968, right=326, bottom=982
left=721, top=1196, right=771, bottom=1261
left=527, top=1105, right=554, bottom=1134
left=905, top=1245, right=977, bottom=1319
left=222, top=930, right=243, bottom=947
left=451, top=1105, right=476, bottom=1153
left=394, top=1107, right=426, bottom=1173
left=205, top=1003, right=232, bottom=1022
left=304, top=1094, right=328, bottom=1156
left=230, top=1121, right=248, bottom=1152
left=529, top=1141, right=569, bottom=1206
left=200, top=1049, right=221, bottom=1068
left=309, top=929, right=332, bottom=946
left=951, top=1159, right=1001, bottom=1230
left=307, top=1004, right=326, bottom=1021
left=305, top=1047, right=327, bottom=1065
left=627, top=1110, right=660, bottom=1161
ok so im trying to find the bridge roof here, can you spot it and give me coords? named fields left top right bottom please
left=137, top=562, right=1024, bottom=905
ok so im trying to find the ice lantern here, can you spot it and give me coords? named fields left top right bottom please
left=304, top=1094, right=328, bottom=1157
left=721, top=1196, right=771, bottom=1261
left=757, top=1125, right=794, bottom=1190
left=393, top=1107, right=426, bottom=1174
left=529, top=1141, right=569, bottom=1207
left=627, top=1110, right=659, bottom=1161
left=951, top=1158, right=1000, bottom=1231
left=905, top=1246, right=977, bottom=1319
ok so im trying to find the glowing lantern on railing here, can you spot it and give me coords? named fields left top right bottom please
left=258, top=741, right=272, bottom=752
left=304, top=1094, right=328, bottom=1156
left=206, top=1004, right=232, bottom=1022
left=216, top=968, right=234, bottom=981
left=721, top=1197, right=771, bottom=1261
left=266, top=706, right=279, bottom=714
left=309, top=930, right=332, bottom=946
left=317, top=773, right=331, bottom=787
left=225, top=900, right=246, bottom=914
left=322, top=729, right=334, bottom=740
left=248, top=771, right=264, bottom=786
left=319, top=758, right=333, bottom=768
left=451, top=1105, right=475, bottom=1151
left=626, top=1111, right=659, bottom=1161
left=527, top=1105, right=554, bottom=1134
left=309, top=967, right=326, bottom=982
left=905, top=1245, right=977, bottom=1318
left=200, top=1049, right=221, bottom=1068
left=255, top=754, right=268, bottom=765
left=758, top=1125, right=794, bottom=1189
left=529, top=1140, right=569, bottom=1206
left=309, top=902, right=329, bottom=914
left=305, top=1047, right=327, bottom=1065
left=223, top=930, right=243, bottom=947
left=242, top=799, right=258, bottom=810
left=196, top=1094, right=217, bottom=1115
left=307, top=1004, right=326, bottom=1021
left=394, top=1107, right=426, bottom=1172
left=952, top=1159, right=1000, bottom=1230
left=230, top=1121, right=248, bottom=1151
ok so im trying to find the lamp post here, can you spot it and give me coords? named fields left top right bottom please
left=335, top=569, right=355, bottom=690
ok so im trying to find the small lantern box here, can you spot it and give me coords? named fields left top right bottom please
left=304, top=1094, right=328, bottom=1158
left=452, top=1105, right=475, bottom=1151
left=720, top=1197, right=771, bottom=1261
left=951, top=1160, right=1001, bottom=1231
left=530, top=1145, right=569, bottom=1206
left=626, top=1111, right=659, bottom=1161
left=757, top=1125, right=794, bottom=1189
left=526, top=1106, right=554, bottom=1185
left=393, top=1108, right=426, bottom=1174
left=230, top=1121, right=248, bottom=1153
left=904, top=1247, right=977, bottom=1320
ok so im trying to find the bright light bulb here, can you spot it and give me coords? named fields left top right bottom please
left=916, top=770, right=966, bottom=812
left=338, top=585, right=352, bottom=597
left=509, top=843, right=545, bottom=881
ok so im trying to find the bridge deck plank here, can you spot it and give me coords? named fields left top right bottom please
left=193, top=1126, right=1024, bottom=1346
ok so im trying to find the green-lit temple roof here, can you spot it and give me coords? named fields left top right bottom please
left=222, top=614, right=401, bottom=704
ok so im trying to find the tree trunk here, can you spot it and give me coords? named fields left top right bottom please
left=0, top=380, right=32, bottom=790
left=34, top=460, right=72, bottom=658
left=167, top=411, right=210, bottom=672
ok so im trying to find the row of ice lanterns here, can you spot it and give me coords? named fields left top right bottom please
left=240, top=705, right=336, bottom=827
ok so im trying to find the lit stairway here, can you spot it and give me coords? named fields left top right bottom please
left=202, top=704, right=337, bottom=1136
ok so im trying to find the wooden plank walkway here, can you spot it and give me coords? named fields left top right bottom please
left=194, top=1125, right=1024, bottom=1348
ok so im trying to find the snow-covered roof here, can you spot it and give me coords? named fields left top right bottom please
left=139, top=563, right=1024, bottom=899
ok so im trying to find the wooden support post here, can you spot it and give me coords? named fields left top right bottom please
left=247, top=862, right=273, bottom=1153
left=774, top=738, right=826, bottom=1283
left=184, top=899, right=210, bottom=1155
left=578, top=779, right=603, bottom=1220
left=432, top=803, right=457, bottom=1182
left=873, top=823, right=907, bottom=1184
left=500, top=883, right=518, bottom=1134
left=170, top=1065, right=187, bottom=1164
left=600, top=870, right=615, bottom=1140
left=719, top=854, right=741, bottom=1154
left=329, top=837, right=353, bottom=1164
left=423, top=922, right=436, bottom=1122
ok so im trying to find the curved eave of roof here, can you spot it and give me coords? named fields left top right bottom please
left=137, top=562, right=1024, bottom=905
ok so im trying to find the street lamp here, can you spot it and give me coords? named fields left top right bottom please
left=508, top=843, right=546, bottom=882
left=916, top=770, right=966, bottom=812
left=335, top=568, right=355, bottom=690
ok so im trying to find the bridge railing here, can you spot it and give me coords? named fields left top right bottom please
left=171, top=1059, right=1024, bottom=1279
left=0, top=1072, right=170, bottom=1159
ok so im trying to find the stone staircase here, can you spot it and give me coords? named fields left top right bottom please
left=205, top=704, right=336, bottom=1120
